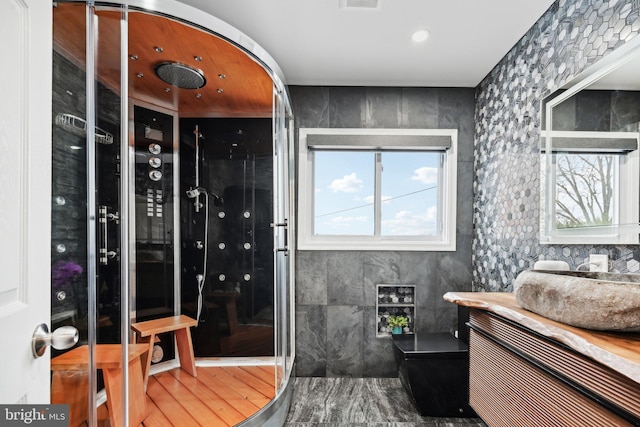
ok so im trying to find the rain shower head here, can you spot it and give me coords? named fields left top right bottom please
left=154, top=62, right=206, bottom=89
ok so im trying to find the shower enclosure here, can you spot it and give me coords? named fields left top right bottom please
left=50, top=1, right=294, bottom=425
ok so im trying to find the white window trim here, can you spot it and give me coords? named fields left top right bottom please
left=298, top=128, right=457, bottom=251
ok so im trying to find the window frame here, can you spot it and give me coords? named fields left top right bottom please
left=298, top=128, right=457, bottom=251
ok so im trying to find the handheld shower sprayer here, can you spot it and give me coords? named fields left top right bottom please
left=186, top=186, right=207, bottom=199
left=196, top=274, right=205, bottom=322
left=186, top=187, right=223, bottom=212
left=186, top=187, right=204, bottom=211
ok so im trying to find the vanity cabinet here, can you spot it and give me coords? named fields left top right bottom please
left=376, top=284, right=415, bottom=337
left=445, top=292, right=640, bottom=427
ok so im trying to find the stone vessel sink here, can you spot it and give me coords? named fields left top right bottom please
left=514, top=269, right=640, bottom=332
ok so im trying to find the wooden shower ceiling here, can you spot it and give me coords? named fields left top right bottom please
left=53, top=4, right=274, bottom=117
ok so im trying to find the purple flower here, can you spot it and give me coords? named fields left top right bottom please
left=52, top=260, right=83, bottom=288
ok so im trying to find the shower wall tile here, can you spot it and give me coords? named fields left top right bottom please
left=328, top=87, right=367, bottom=128
left=362, top=252, right=403, bottom=288
left=296, top=251, right=329, bottom=305
left=295, top=305, right=327, bottom=377
left=473, top=0, right=640, bottom=292
left=364, top=87, right=402, bottom=127
left=457, top=161, right=474, bottom=236
left=412, top=268, right=438, bottom=313
left=400, top=88, right=439, bottom=129
left=437, top=234, right=473, bottom=308
left=290, top=86, right=475, bottom=377
left=362, top=306, right=397, bottom=378
left=434, top=305, right=460, bottom=335
left=438, top=88, right=476, bottom=163
left=326, top=305, right=364, bottom=377
left=289, top=86, right=330, bottom=128
left=327, top=252, right=365, bottom=305
left=413, top=306, right=437, bottom=335
left=395, top=252, right=431, bottom=283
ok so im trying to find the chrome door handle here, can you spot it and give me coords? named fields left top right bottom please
left=99, top=205, right=119, bottom=265
left=99, top=205, right=108, bottom=265
left=32, top=323, right=79, bottom=358
left=272, top=218, right=289, bottom=254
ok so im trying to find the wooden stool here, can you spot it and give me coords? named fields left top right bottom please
left=51, top=344, right=149, bottom=427
left=131, top=314, right=197, bottom=388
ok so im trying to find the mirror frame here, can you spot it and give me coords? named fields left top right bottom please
left=541, top=35, right=640, bottom=244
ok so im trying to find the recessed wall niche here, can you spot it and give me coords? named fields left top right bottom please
left=376, top=284, right=415, bottom=337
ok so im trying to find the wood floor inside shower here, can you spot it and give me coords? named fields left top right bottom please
left=94, top=365, right=276, bottom=426
left=143, top=366, right=275, bottom=426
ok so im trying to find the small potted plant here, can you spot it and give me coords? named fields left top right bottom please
left=387, top=315, right=408, bottom=334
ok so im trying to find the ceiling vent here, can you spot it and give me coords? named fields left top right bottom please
left=339, top=0, right=380, bottom=9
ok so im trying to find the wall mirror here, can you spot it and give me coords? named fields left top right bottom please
left=540, top=36, right=640, bottom=244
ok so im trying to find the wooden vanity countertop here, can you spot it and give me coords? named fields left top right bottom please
left=444, top=291, right=640, bottom=384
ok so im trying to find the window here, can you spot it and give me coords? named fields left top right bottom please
left=298, top=128, right=457, bottom=250
left=540, top=131, right=639, bottom=244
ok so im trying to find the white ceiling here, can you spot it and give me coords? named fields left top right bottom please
left=177, top=0, right=555, bottom=87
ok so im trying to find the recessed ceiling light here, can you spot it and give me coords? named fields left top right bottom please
left=412, top=29, right=430, bottom=43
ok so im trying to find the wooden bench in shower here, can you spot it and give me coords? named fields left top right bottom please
left=51, top=344, right=149, bottom=427
left=131, top=314, right=198, bottom=388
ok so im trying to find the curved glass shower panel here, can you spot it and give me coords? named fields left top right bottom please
left=52, top=1, right=90, bottom=348
left=52, top=1, right=294, bottom=424
left=273, top=86, right=294, bottom=393
left=51, top=3, right=131, bottom=426
left=51, top=4, right=93, bottom=424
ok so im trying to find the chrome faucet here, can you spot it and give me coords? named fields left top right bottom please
left=575, top=262, right=600, bottom=271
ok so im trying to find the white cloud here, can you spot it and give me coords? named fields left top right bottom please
left=358, top=195, right=391, bottom=204
left=328, top=215, right=368, bottom=224
left=329, top=172, right=362, bottom=193
left=411, top=167, right=438, bottom=184
left=382, top=206, right=438, bottom=235
left=360, top=195, right=374, bottom=204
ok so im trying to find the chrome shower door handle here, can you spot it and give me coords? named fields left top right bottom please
left=32, top=324, right=79, bottom=358
left=99, top=205, right=108, bottom=265
left=99, top=205, right=119, bottom=265
left=272, top=219, right=289, bottom=255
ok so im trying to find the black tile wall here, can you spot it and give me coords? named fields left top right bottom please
left=289, top=86, right=475, bottom=377
left=473, top=0, right=640, bottom=292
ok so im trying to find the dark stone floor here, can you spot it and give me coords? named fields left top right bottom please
left=284, top=377, right=486, bottom=427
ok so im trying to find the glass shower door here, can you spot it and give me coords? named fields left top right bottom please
left=51, top=3, right=95, bottom=424
left=51, top=3, right=132, bottom=425
left=273, top=86, right=294, bottom=394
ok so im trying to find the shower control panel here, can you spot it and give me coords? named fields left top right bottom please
left=146, top=188, right=163, bottom=217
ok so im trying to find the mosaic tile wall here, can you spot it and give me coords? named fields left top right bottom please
left=289, top=86, right=475, bottom=377
left=473, top=0, right=640, bottom=292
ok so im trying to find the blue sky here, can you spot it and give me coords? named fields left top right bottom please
left=313, top=151, right=441, bottom=236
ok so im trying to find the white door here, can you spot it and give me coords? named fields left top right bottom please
left=0, top=0, right=53, bottom=403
